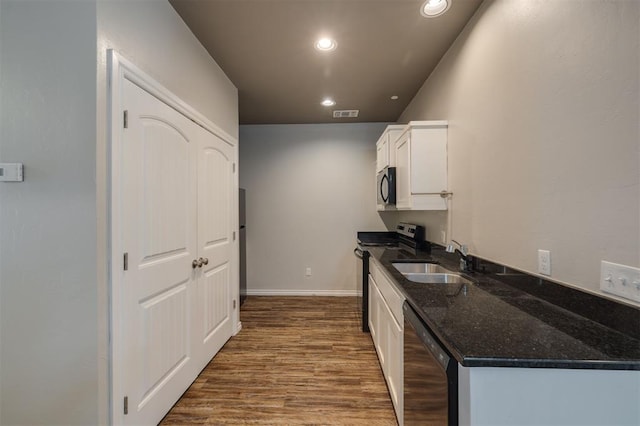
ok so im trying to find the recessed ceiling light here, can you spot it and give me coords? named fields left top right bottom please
left=421, top=0, right=451, bottom=17
left=321, top=98, right=336, bottom=107
left=315, top=37, right=337, bottom=52
left=390, top=95, right=399, bottom=100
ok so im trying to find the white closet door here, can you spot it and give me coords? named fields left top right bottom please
left=120, top=79, right=198, bottom=426
left=194, top=125, right=234, bottom=369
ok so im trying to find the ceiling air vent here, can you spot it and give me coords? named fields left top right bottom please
left=333, top=110, right=359, bottom=118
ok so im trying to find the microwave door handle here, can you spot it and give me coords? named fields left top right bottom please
left=380, top=174, right=389, bottom=202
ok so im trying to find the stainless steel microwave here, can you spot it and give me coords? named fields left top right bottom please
left=377, top=166, right=396, bottom=206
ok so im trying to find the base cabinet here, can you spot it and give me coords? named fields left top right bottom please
left=369, top=260, right=404, bottom=425
left=369, top=278, right=385, bottom=368
left=385, top=311, right=403, bottom=413
left=459, top=366, right=640, bottom=425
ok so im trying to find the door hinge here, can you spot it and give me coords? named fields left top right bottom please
left=232, top=162, right=236, bottom=173
left=123, top=110, right=128, bottom=128
left=123, top=396, right=128, bottom=415
left=233, top=231, right=236, bottom=241
left=123, top=252, right=128, bottom=271
left=233, top=299, right=237, bottom=309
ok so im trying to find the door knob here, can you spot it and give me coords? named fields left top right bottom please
left=192, top=258, right=208, bottom=269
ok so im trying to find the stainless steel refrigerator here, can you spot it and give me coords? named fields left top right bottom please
left=239, top=188, right=247, bottom=306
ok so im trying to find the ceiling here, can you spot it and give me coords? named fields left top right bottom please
left=170, top=0, right=483, bottom=125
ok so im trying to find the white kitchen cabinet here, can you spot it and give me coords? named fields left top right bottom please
left=369, top=259, right=404, bottom=425
left=394, top=121, right=448, bottom=210
left=368, top=277, right=384, bottom=365
left=376, top=124, right=405, bottom=172
left=385, top=310, right=403, bottom=418
left=459, top=366, right=640, bottom=426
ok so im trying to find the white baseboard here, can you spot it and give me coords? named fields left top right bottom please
left=246, top=289, right=360, bottom=297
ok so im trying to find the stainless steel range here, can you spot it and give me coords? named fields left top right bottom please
left=354, top=223, right=424, bottom=332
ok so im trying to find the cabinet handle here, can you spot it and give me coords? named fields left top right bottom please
left=192, top=259, right=200, bottom=269
left=201, top=257, right=209, bottom=266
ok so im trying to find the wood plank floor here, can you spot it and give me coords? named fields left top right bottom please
left=160, top=296, right=397, bottom=425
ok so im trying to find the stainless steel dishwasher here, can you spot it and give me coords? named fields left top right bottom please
left=403, top=301, right=458, bottom=426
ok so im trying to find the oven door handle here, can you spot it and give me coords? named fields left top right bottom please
left=354, top=247, right=364, bottom=259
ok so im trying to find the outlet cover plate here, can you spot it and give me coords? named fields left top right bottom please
left=600, top=261, right=640, bottom=303
left=538, top=249, right=551, bottom=276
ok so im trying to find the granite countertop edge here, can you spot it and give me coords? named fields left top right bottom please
left=366, top=246, right=640, bottom=371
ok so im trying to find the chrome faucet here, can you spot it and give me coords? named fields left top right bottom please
left=446, top=239, right=472, bottom=272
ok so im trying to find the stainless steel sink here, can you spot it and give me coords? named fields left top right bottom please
left=392, top=262, right=473, bottom=285
left=402, top=273, right=472, bottom=285
left=392, top=263, right=450, bottom=274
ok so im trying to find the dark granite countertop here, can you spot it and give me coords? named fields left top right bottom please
left=366, top=245, right=640, bottom=370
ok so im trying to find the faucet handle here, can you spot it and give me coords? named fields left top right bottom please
left=450, top=239, right=469, bottom=256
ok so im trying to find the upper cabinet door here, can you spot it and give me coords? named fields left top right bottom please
left=394, top=121, right=448, bottom=211
left=376, top=125, right=405, bottom=172
left=376, top=134, right=389, bottom=172
left=395, top=132, right=411, bottom=209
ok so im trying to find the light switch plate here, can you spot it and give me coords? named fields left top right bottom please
left=601, top=261, right=640, bottom=303
left=0, top=163, right=24, bottom=182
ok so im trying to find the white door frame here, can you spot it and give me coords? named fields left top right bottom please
left=107, top=50, right=239, bottom=425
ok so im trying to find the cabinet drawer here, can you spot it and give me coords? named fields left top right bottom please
left=370, top=259, right=405, bottom=327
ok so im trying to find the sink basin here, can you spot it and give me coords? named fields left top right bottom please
left=392, top=262, right=450, bottom=274
left=403, top=273, right=473, bottom=285
left=392, top=262, right=473, bottom=285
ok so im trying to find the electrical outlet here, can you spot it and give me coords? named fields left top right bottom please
left=538, top=250, right=551, bottom=276
left=440, top=230, right=447, bottom=244
left=601, top=261, right=640, bottom=303
left=305, top=267, right=312, bottom=277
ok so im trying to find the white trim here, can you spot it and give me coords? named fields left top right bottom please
left=246, top=289, right=360, bottom=297
left=107, top=49, right=238, bottom=425
left=108, top=50, right=237, bottom=148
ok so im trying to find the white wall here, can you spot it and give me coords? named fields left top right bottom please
left=0, top=1, right=99, bottom=424
left=397, top=0, right=639, bottom=306
left=239, top=123, right=389, bottom=295
left=0, top=0, right=238, bottom=424
left=97, top=0, right=238, bottom=140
